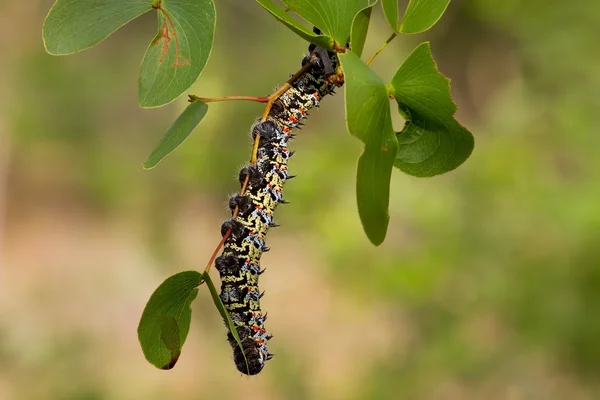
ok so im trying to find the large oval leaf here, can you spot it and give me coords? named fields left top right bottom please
left=138, top=0, right=216, bottom=108
left=255, top=0, right=333, bottom=50
left=350, top=3, right=375, bottom=57
left=138, top=271, right=202, bottom=370
left=400, top=0, right=450, bottom=33
left=43, top=0, right=154, bottom=55
left=390, top=42, right=473, bottom=177
left=381, top=0, right=450, bottom=34
left=394, top=118, right=472, bottom=176
left=381, top=0, right=400, bottom=32
left=143, top=99, right=208, bottom=169
left=341, top=51, right=398, bottom=246
left=282, top=0, right=375, bottom=45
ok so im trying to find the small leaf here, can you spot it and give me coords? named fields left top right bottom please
left=43, top=0, right=153, bottom=55
left=255, top=0, right=333, bottom=49
left=143, top=100, right=208, bottom=169
left=390, top=42, right=473, bottom=177
left=356, top=141, right=397, bottom=245
left=138, top=271, right=202, bottom=370
left=400, top=0, right=451, bottom=34
left=340, top=51, right=398, bottom=246
left=381, top=0, right=399, bottom=32
left=394, top=119, right=472, bottom=177
left=381, top=0, right=450, bottom=34
left=281, top=0, right=375, bottom=45
left=350, top=3, right=375, bottom=57
left=138, top=0, right=216, bottom=108
left=203, top=272, right=249, bottom=374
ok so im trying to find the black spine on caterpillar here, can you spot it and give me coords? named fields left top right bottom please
left=214, top=43, right=341, bottom=375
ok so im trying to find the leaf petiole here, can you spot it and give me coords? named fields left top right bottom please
left=365, top=32, right=397, bottom=66
left=188, top=94, right=268, bottom=104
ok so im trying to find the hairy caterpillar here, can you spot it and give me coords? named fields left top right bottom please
left=214, top=43, right=341, bottom=375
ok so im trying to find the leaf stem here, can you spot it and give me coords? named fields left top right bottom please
left=201, top=228, right=231, bottom=279
left=365, top=33, right=397, bottom=66
left=200, top=169, right=250, bottom=279
left=189, top=95, right=269, bottom=104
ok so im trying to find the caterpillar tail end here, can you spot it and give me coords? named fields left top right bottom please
left=233, top=338, right=267, bottom=375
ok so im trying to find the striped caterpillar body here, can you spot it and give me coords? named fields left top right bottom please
left=214, top=45, right=341, bottom=375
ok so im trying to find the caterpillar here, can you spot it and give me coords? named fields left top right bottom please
left=214, top=43, right=342, bottom=375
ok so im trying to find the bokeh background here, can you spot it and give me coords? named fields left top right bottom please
left=1, top=0, right=599, bottom=399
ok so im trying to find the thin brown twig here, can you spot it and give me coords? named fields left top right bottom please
left=261, top=59, right=315, bottom=122
left=250, top=135, right=261, bottom=164
left=189, top=95, right=269, bottom=104
left=201, top=173, right=250, bottom=276
left=203, top=230, right=231, bottom=275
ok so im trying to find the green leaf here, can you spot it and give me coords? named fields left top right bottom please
left=143, top=99, right=208, bottom=169
left=138, top=0, right=216, bottom=108
left=350, top=3, right=375, bottom=57
left=400, top=0, right=451, bottom=34
left=394, top=119, right=472, bottom=177
left=340, top=51, right=398, bottom=246
left=43, top=0, right=153, bottom=55
left=390, top=42, right=473, bottom=177
left=356, top=142, right=397, bottom=246
left=381, top=0, right=399, bottom=32
left=281, top=0, right=375, bottom=45
left=255, top=0, right=333, bottom=50
left=138, top=271, right=202, bottom=370
left=381, top=0, right=450, bottom=34
left=203, top=272, right=249, bottom=374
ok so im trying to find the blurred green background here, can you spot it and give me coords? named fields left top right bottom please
left=1, top=0, right=599, bottom=399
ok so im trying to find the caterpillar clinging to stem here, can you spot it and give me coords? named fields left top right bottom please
left=211, top=41, right=344, bottom=375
